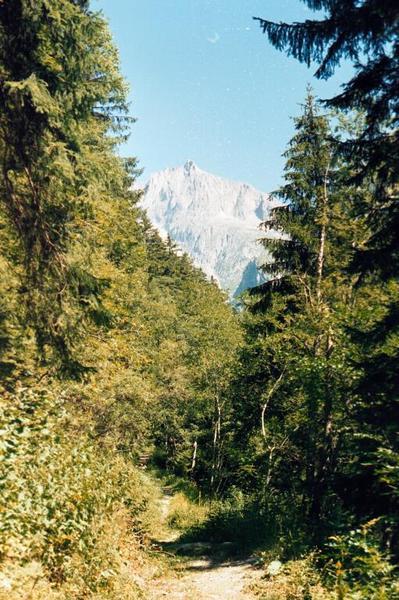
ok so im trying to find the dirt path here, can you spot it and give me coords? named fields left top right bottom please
left=151, top=555, right=260, bottom=599
left=150, top=492, right=262, bottom=599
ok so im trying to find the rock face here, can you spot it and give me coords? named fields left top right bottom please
left=142, top=161, right=275, bottom=297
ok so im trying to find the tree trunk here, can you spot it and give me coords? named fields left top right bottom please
left=315, top=161, right=330, bottom=305
left=210, top=391, right=222, bottom=495
left=191, top=439, right=198, bottom=474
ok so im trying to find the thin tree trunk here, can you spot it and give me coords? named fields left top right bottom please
left=310, top=160, right=334, bottom=524
left=211, top=390, right=222, bottom=495
left=261, top=371, right=285, bottom=440
left=315, top=161, right=330, bottom=304
left=191, top=439, right=198, bottom=473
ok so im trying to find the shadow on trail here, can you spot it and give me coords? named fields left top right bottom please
left=153, top=476, right=276, bottom=567
left=158, top=539, right=261, bottom=588
left=172, top=506, right=278, bottom=555
left=155, top=536, right=263, bottom=599
left=150, top=488, right=267, bottom=598
left=161, top=539, right=243, bottom=561
left=157, top=523, right=264, bottom=572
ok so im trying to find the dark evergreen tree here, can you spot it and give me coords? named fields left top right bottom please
left=254, top=0, right=398, bottom=272
left=0, top=0, right=131, bottom=373
left=227, top=94, right=371, bottom=543
left=255, top=0, right=399, bottom=553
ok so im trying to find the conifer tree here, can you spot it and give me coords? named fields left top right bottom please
left=254, top=0, right=398, bottom=178
left=254, top=0, right=398, bottom=331
left=229, top=94, right=367, bottom=537
left=254, top=0, right=399, bottom=549
left=0, top=0, right=132, bottom=374
left=0, top=2, right=246, bottom=594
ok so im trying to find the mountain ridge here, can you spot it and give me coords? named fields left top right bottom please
left=141, top=161, right=275, bottom=297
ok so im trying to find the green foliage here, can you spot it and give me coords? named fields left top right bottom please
left=325, top=520, right=399, bottom=599
left=0, top=3, right=242, bottom=596
left=0, top=0, right=134, bottom=371
left=226, top=94, right=364, bottom=534
left=220, top=92, right=398, bottom=594
left=166, top=493, right=208, bottom=531
left=177, top=489, right=288, bottom=556
left=253, top=2, right=399, bottom=570
left=0, top=387, right=153, bottom=587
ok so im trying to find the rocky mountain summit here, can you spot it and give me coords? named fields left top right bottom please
left=142, top=161, right=275, bottom=297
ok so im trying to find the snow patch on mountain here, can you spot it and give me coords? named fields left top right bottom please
left=142, top=161, right=275, bottom=297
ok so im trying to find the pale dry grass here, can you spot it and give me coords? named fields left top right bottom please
left=248, top=557, right=332, bottom=600
left=166, top=492, right=209, bottom=531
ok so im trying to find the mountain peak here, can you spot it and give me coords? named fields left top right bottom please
left=142, top=164, right=274, bottom=297
left=184, top=159, right=197, bottom=174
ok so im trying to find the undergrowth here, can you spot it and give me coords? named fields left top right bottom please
left=166, top=493, right=209, bottom=531
left=0, top=388, right=166, bottom=599
left=163, top=487, right=399, bottom=599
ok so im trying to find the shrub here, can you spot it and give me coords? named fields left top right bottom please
left=325, top=520, right=399, bottom=599
left=0, top=387, right=158, bottom=597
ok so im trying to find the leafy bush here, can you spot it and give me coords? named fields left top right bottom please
left=0, top=387, right=159, bottom=597
left=250, top=520, right=399, bottom=599
left=325, top=520, right=399, bottom=599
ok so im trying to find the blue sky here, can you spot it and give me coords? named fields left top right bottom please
left=95, top=0, right=352, bottom=191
